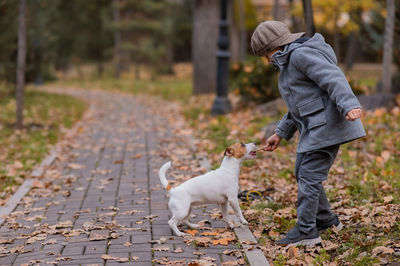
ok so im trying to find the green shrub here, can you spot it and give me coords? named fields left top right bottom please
left=230, top=56, right=279, bottom=104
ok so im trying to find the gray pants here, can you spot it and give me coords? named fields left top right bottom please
left=295, top=144, right=340, bottom=233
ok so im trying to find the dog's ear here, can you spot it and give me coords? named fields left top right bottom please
left=224, top=147, right=233, bottom=157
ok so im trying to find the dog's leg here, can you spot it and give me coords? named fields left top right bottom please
left=168, top=201, right=190, bottom=237
left=183, top=206, right=200, bottom=229
left=221, top=202, right=235, bottom=228
left=229, top=198, right=248, bottom=225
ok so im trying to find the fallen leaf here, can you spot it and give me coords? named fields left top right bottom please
left=288, top=246, right=299, bottom=258
left=152, top=246, right=169, bottom=251
left=89, top=233, right=108, bottom=241
left=381, top=151, right=391, bottom=162
left=372, top=246, right=394, bottom=256
left=149, top=237, right=166, bottom=244
left=123, top=242, right=132, bottom=247
left=268, top=230, right=280, bottom=238
left=101, top=254, right=129, bottom=262
left=186, top=229, right=198, bottom=236
left=172, top=247, right=184, bottom=253
left=131, top=154, right=142, bottom=159
left=68, top=163, right=85, bottom=169
left=212, top=238, right=234, bottom=245
left=383, top=195, right=393, bottom=203
left=200, top=231, right=218, bottom=236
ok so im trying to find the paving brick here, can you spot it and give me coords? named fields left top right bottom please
left=0, top=253, right=17, bottom=265
left=84, top=242, right=107, bottom=255
left=62, top=245, right=85, bottom=256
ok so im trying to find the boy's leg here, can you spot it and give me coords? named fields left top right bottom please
left=316, top=185, right=336, bottom=223
left=296, top=145, right=339, bottom=233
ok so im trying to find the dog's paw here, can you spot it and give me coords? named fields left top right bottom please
left=189, top=224, right=200, bottom=229
left=240, top=219, right=249, bottom=225
left=176, top=232, right=189, bottom=237
left=227, top=222, right=238, bottom=229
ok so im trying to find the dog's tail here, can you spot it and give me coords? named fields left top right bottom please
left=159, top=161, right=172, bottom=191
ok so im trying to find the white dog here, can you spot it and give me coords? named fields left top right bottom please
left=159, top=142, right=257, bottom=236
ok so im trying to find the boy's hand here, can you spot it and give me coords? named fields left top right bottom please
left=345, top=108, right=362, bottom=121
left=263, top=133, right=282, bottom=152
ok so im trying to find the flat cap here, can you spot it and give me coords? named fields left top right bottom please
left=251, top=21, right=304, bottom=56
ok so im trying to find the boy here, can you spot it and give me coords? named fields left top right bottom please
left=251, top=21, right=366, bottom=246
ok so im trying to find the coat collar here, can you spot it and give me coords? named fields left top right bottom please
left=271, top=33, right=323, bottom=67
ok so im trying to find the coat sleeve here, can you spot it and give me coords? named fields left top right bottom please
left=291, top=47, right=361, bottom=117
left=274, top=112, right=297, bottom=141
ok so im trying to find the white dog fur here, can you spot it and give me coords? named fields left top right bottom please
left=159, top=142, right=257, bottom=236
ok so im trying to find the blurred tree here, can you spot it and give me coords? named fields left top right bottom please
left=230, top=0, right=257, bottom=62
left=302, top=0, right=315, bottom=37
left=113, top=0, right=168, bottom=79
left=360, top=0, right=399, bottom=93
left=192, top=0, right=219, bottom=94
left=49, top=0, right=113, bottom=77
left=273, top=0, right=280, bottom=20
left=0, top=0, right=18, bottom=83
left=171, top=0, right=192, bottom=63
left=16, top=0, right=27, bottom=129
left=292, top=0, right=377, bottom=63
left=75, top=0, right=113, bottom=76
left=113, top=0, right=122, bottom=78
left=0, top=0, right=190, bottom=82
left=382, top=0, right=395, bottom=93
left=288, top=0, right=302, bottom=33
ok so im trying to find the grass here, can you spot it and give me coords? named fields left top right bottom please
left=0, top=84, right=86, bottom=199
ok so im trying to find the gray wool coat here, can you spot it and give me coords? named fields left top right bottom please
left=271, top=33, right=366, bottom=153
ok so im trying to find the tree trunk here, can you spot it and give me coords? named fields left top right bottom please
left=345, top=32, right=357, bottom=70
left=273, top=0, right=280, bottom=20
left=16, top=0, right=26, bottom=130
left=237, top=0, right=246, bottom=61
left=382, top=0, right=395, bottom=94
left=113, top=0, right=122, bottom=79
left=229, top=1, right=240, bottom=62
left=165, top=19, right=175, bottom=74
left=302, top=0, right=315, bottom=37
left=289, top=0, right=301, bottom=32
left=192, top=0, right=219, bottom=94
left=229, top=0, right=247, bottom=62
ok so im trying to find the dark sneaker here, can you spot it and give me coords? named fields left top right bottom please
left=316, top=216, right=344, bottom=233
left=276, top=226, right=322, bottom=247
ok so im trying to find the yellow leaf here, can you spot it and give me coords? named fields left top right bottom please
left=212, top=238, right=234, bottom=245
left=200, top=231, right=218, bottom=236
left=186, top=229, right=198, bottom=236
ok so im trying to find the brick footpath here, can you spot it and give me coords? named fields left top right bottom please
left=0, top=89, right=245, bottom=265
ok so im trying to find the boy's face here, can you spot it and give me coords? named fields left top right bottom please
left=265, top=47, right=283, bottom=64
